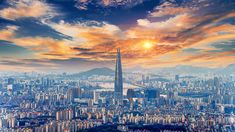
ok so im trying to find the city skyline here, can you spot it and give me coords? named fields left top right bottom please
left=0, top=0, right=235, bottom=72
left=1, top=1, right=235, bottom=131
left=0, top=53, right=234, bottom=131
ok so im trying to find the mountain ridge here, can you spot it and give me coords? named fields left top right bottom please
left=71, top=67, right=114, bottom=78
left=71, top=64, right=235, bottom=78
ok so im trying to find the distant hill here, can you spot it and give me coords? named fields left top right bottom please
left=147, top=64, right=235, bottom=74
left=71, top=67, right=114, bottom=78
left=161, top=65, right=214, bottom=74
left=220, top=64, right=235, bottom=74
left=71, top=64, right=235, bottom=78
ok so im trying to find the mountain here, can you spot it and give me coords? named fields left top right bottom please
left=219, top=64, right=235, bottom=74
left=71, top=67, right=114, bottom=78
left=142, top=64, right=235, bottom=74
left=161, top=65, right=215, bottom=74
left=70, top=64, right=235, bottom=78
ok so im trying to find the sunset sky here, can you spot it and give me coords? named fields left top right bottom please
left=0, top=0, right=235, bottom=72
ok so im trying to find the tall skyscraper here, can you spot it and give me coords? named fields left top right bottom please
left=175, top=75, right=179, bottom=82
left=114, top=48, right=123, bottom=105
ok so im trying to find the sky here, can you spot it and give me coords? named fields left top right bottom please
left=0, top=0, right=235, bottom=72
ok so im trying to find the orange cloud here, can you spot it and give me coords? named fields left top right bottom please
left=43, top=11, right=235, bottom=69
left=1, top=0, right=235, bottom=71
left=0, top=26, right=76, bottom=60
left=0, top=0, right=55, bottom=20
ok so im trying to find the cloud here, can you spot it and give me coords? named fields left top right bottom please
left=14, top=18, right=71, bottom=40
left=137, top=13, right=194, bottom=31
left=149, top=1, right=193, bottom=17
left=0, top=58, right=58, bottom=72
left=208, top=40, right=235, bottom=52
left=121, top=0, right=235, bottom=68
left=75, top=0, right=145, bottom=10
left=48, top=20, right=124, bottom=51
left=39, top=21, right=121, bottom=62
left=0, top=26, right=76, bottom=60
left=28, top=6, right=235, bottom=69
left=0, top=40, right=32, bottom=58
left=1, top=0, right=235, bottom=71
left=100, top=0, right=145, bottom=7
left=0, top=0, right=56, bottom=20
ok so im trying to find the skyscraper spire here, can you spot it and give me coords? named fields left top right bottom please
left=114, top=48, right=123, bottom=105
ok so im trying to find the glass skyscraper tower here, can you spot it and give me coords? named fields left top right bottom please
left=114, top=48, right=123, bottom=105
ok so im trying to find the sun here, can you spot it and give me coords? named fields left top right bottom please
left=143, top=42, right=153, bottom=49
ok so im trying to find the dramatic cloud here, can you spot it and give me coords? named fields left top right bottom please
left=0, top=40, right=32, bottom=58
left=150, top=1, right=193, bottom=17
left=0, top=0, right=56, bottom=20
left=0, top=0, right=235, bottom=71
left=0, top=26, right=76, bottom=60
left=75, top=0, right=145, bottom=10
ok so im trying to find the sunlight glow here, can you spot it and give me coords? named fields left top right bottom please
left=143, top=41, right=153, bottom=49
